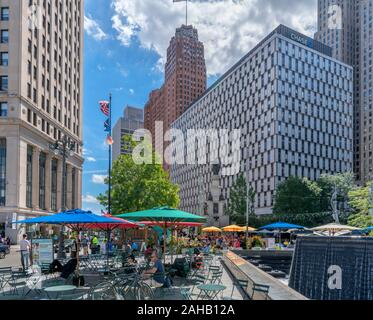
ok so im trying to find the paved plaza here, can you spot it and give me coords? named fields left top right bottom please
left=0, top=247, right=244, bottom=300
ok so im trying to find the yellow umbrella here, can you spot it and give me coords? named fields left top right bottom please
left=222, top=225, right=243, bottom=232
left=239, top=226, right=256, bottom=232
left=202, top=226, right=222, bottom=233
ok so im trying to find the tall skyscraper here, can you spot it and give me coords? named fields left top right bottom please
left=144, top=25, right=207, bottom=154
left=0, top=1, right=84, bottom=242
left=171, top=25, right=353, bottom=217
left=112, top=105, right=144, bottom=161
left=315, top=0, right=373, bottom=183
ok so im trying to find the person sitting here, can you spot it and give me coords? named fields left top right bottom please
left=123, top=254, right=138, bottom=274
left=144, top=246, right=153, bottom=262
left=143, top=250, right=171, bottom=288
left=49, top=252, right=78, bottom=280
left=202, top=243, right=211, bottom=255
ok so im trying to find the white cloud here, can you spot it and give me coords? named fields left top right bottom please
left=84, top=15, right=109, bottom=41
left=111, top=0, right=317, bottom=76
left=82, top=194, right=100, bottom=205
left=86, top=157, right=96, bottom=162
left=92, top=174, right=108, bottom=185
left=129, top=88, right=135, bottom=95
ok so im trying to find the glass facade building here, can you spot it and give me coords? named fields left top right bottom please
left=170, top=25, right=353, bottom=215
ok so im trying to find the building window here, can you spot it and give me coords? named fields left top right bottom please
left=0, top=52, right=8, bottom=66
left=39, top=152, right=46, bottom=210
left=0, top=76, right=8, bottom=91
left=71, top=167, right=76, bottom=209
left=0, top=139, right=5, bottom=206
left=0, top=102, right=7, bottom=117
left=26, top=145, right=33, bottom=208
left=51, top=159, right=57, bottom=212
left=0, top=30, right=8, bottom=43
left=0, top=8, right=9, bottom=21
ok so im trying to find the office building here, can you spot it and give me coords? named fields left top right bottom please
left=112, top=105, right=144, bottom=161
left=144, top=25, right=207, bottom=153
left=0, top=0, right=84, bottom=241
left=315, top=0, right=373, bottom=183
left=171, top=25, right=353, bottom=216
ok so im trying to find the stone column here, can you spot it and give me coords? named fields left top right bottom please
left=5, top=137, right=19, bottom=208
left=66, top=164, right=72, bottom=210
left=56, top=158, right=62, bottom=212
left=31, top=147, right=40, bottom=210
left=76, top=168, right=82, bottom=209
left=44, top=153, right=52, bottom=212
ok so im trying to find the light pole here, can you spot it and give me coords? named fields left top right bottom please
left=50, top=135, right=76, bottom=259
left=369, top=182, right=373, bottom=217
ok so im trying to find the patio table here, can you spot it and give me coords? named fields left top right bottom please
left=44, top=285, right=77, bottom=299
left=197, top=284, right=226, bottom=300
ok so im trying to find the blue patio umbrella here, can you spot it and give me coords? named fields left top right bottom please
left=361, top=226, right=373, bottom=233
left=258, top=222, right=305, bottom=246
left=15, top=209, right=134, bottom=272
left=258, top=222, right=305, bottom=231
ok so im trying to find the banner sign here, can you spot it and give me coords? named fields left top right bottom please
left=31, top=239, right=53, bottom=266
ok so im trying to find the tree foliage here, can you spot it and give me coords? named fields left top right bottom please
left=225, top=174, right=255, bottom=224
left=97, top=136, right=180, bottom=214
left=347, top=183, right=373, bottom=228
left=273, top=176, right=322, bottom=215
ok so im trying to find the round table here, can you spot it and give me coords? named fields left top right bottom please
left=197, top=284, right=226, bottom=300
left=44, top=285, right=77, bottom=299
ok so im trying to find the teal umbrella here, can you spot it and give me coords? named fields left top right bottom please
left=118, top=207, right=206, bottom=262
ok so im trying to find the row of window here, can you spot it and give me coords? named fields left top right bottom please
left=0, top=141, right=76, bottom=210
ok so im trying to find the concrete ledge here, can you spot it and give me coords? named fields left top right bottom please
left=223, top=251, right=307, bottom=300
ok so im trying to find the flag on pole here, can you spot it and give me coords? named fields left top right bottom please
left=99, top=101, right=110, bottom=116
left=104, top=119, right=111, bottom=132
left=106, top=134, right=114, bottom=146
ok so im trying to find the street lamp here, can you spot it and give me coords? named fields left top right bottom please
left=49, top=135, right=76, bottom=259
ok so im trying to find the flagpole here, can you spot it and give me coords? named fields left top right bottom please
left=108, top=93, right=112, bottom=215
left=186, top=0, right=188, bottom=25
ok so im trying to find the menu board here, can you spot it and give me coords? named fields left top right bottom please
left=31, top=239, right=54, bottom=266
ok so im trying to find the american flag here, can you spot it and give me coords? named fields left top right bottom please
left=99, top=101, right=110, bottom=116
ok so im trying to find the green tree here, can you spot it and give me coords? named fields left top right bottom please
left=347, top=183, right=373, bottom=228
left=226, top=174, right=255, bottom=225
left=97, top=136, right=180, bottom=214
left=273, top=176, right=322, bottom=215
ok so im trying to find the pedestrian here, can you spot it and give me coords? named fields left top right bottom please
left=81, top=236, right=89, bottom=256
left=91, top=235, right=99, bottom=254
left=20, top=234, right=31, bottom=271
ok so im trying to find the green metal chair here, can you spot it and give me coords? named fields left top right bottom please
left=222, top=279, right=249, bottom=300
left=250, top=283, right=270, bottom=300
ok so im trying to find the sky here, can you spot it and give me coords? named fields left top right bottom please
left=82, top=0, right=319, bottom=213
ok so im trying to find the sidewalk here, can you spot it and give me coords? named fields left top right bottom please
left=0, top=245, right=22, bottom=268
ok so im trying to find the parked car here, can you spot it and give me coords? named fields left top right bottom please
left=0, top=244, right=9, bottom=259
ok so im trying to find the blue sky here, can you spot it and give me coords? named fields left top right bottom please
left=82, top=0, right=165, bottom=212
left=82, top=0, right=317, bottom=213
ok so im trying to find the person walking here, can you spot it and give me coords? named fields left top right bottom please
left=91, top=235, right=99, bottom=254
left=81, top=236, right=89, bottom=256
left=20, top=234, right=31, bottom=272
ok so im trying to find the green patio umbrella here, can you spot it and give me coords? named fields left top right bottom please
left=118, top=207, right=206, bottom=262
